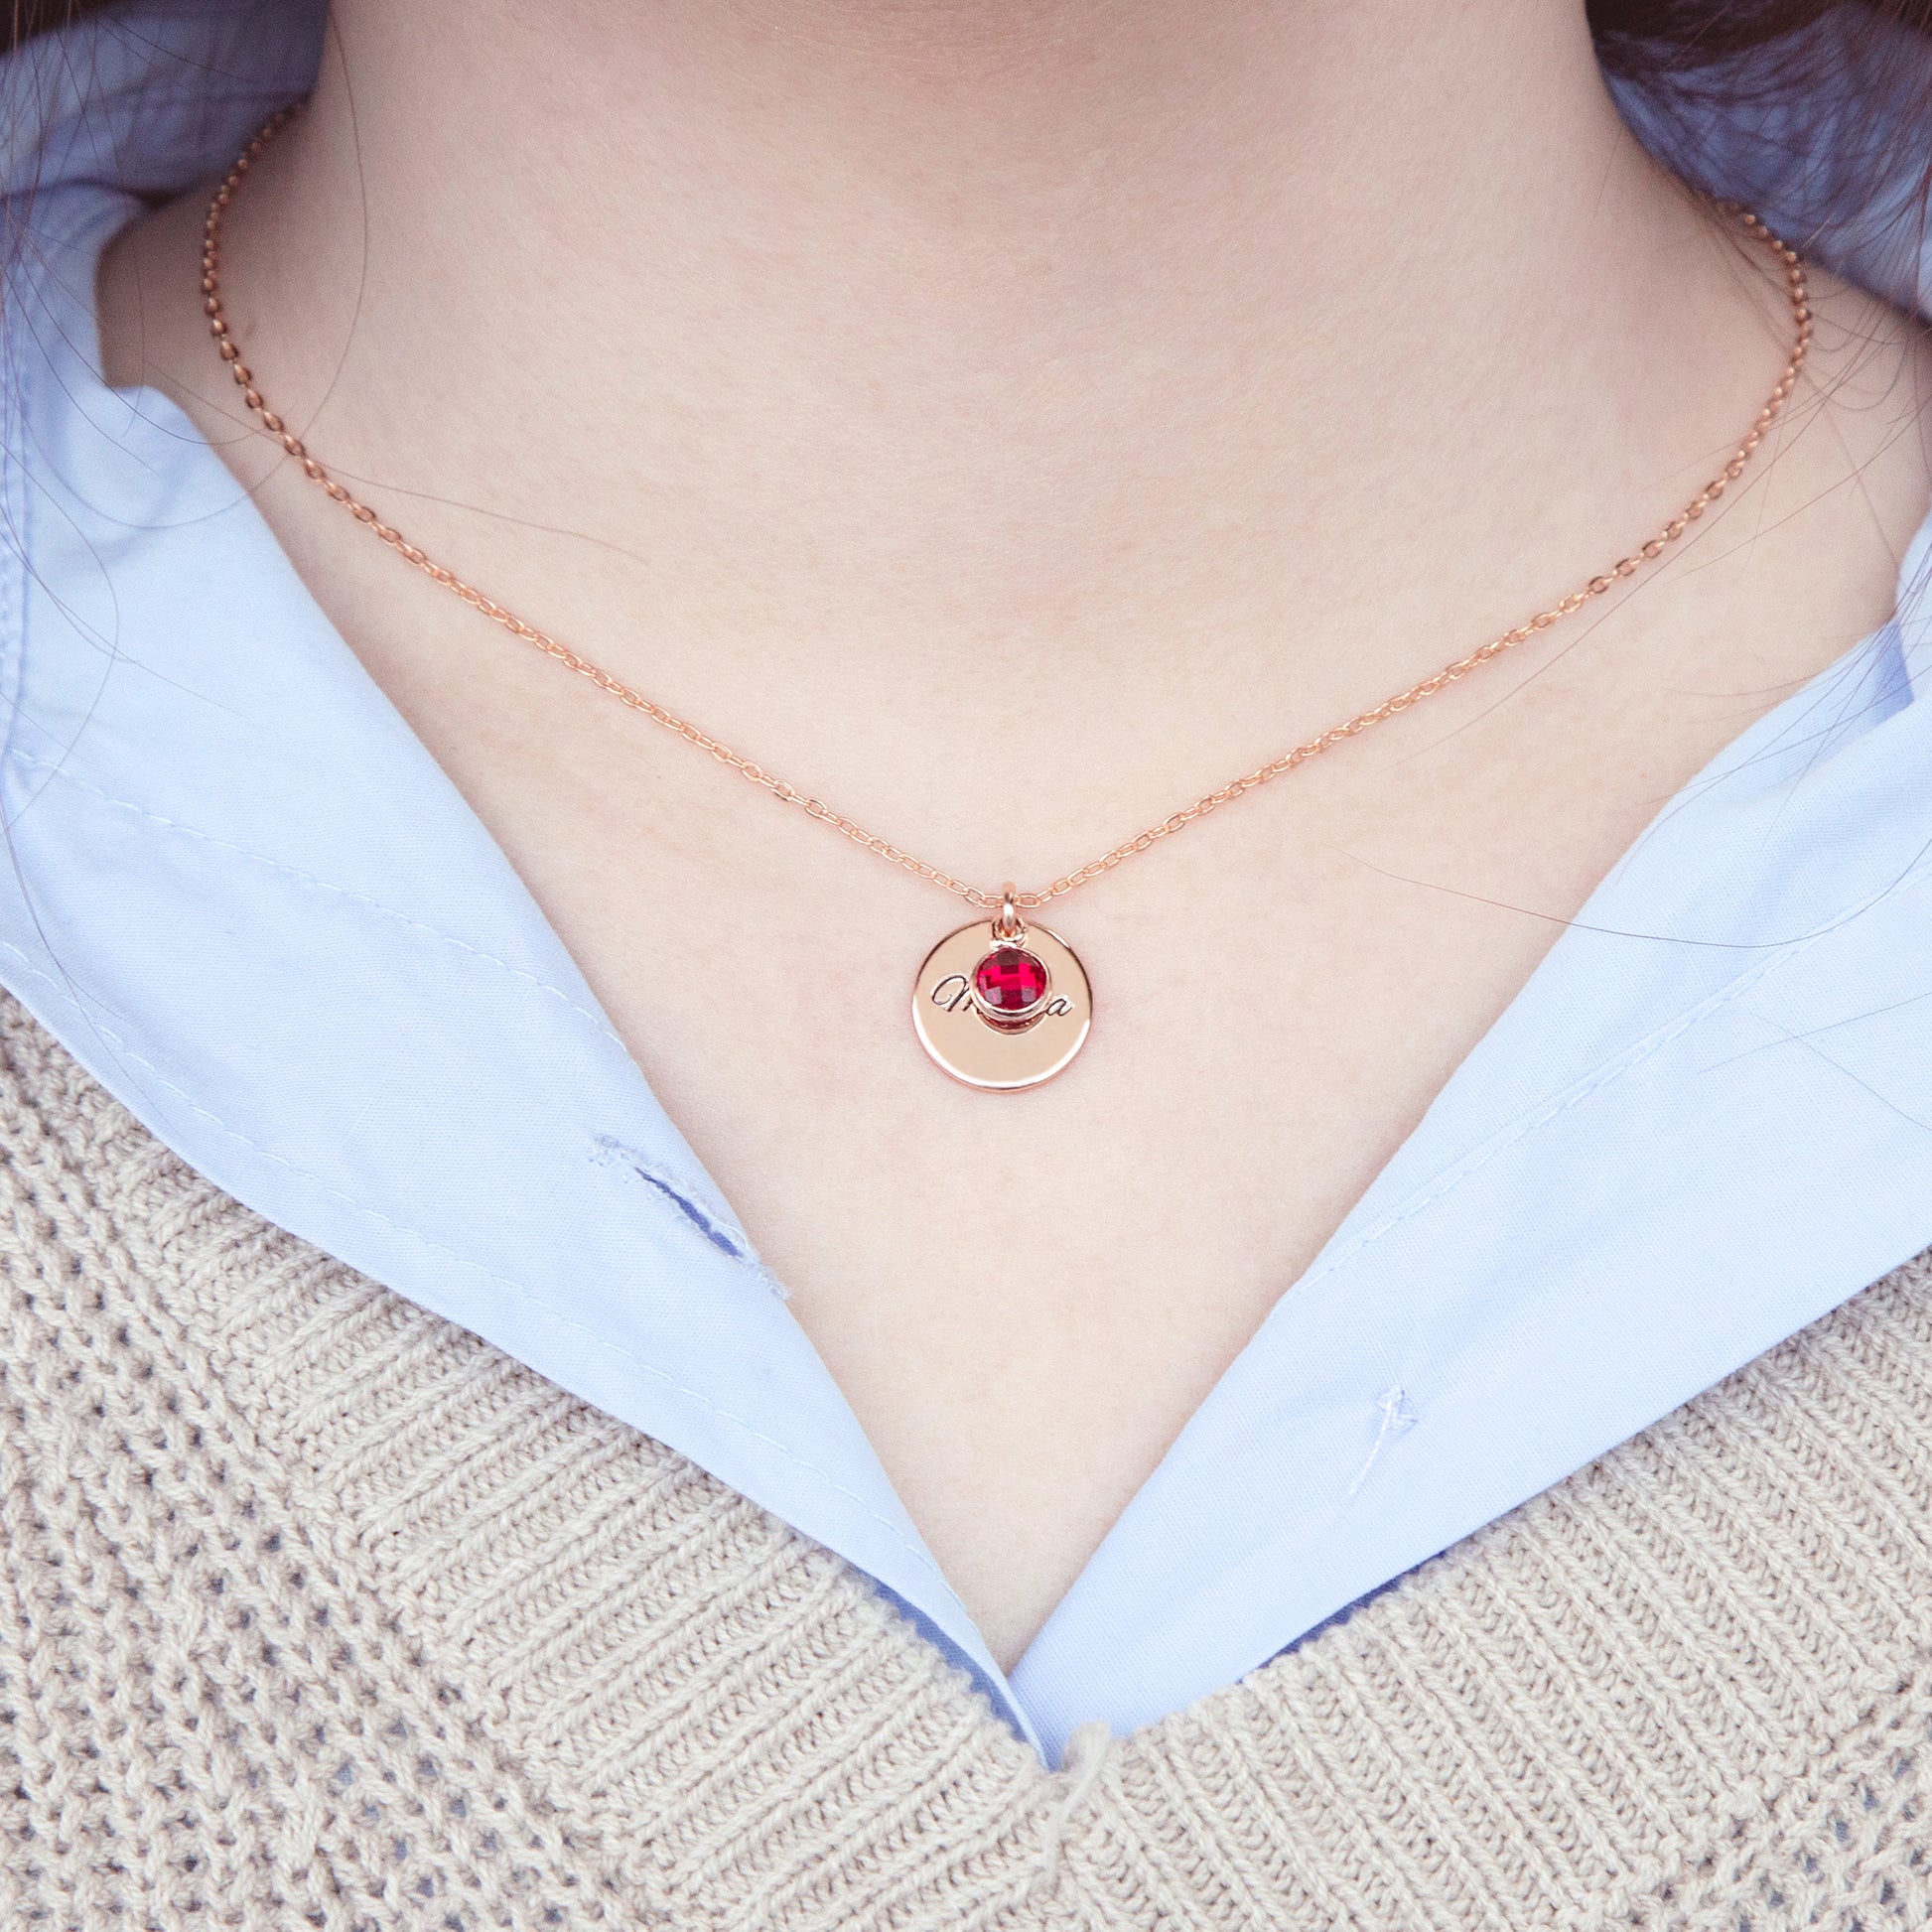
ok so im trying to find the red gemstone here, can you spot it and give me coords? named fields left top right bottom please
left=973, top=945, right=1049, bottom=1015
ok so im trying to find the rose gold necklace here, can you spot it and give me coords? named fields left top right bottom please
left=203, top=110, right=1811, bottom=1091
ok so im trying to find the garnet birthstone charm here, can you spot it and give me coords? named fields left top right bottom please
left=972, top=945, right=1050, bottom=1028
left=911, top=886, right=1092, bottom=1090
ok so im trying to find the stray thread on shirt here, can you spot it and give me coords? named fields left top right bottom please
left=1348, top=1385, right=1420, bottom=1496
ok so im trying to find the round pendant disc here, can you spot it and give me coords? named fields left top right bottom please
left=911, top=917, right=1092, bottom=1091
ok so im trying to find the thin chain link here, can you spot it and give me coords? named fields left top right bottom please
left=203, top=109, right=1813, bottom=912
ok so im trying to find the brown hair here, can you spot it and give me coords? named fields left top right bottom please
left=1593, top=0, right=1927, bottom=57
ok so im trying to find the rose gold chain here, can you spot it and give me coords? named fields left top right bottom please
left=203, top=109, right=1812, bottom=913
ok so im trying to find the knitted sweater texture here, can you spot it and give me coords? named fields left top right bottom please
left=1, top=993, right=1929, bottom=1931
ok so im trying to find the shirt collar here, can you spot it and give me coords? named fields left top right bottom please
left=7, top=0, right=1932, bottom=1764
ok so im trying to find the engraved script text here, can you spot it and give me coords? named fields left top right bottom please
left=929, top=973, right=1073, bottom=1020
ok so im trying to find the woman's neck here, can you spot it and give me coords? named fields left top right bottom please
left=180, top=0, right=1786, bottom=717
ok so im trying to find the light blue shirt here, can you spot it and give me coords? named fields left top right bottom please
left=7, top=0, right=1932, bottom=1768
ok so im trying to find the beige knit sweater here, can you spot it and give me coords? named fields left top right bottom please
left=2, top=990, right=1929, bottom=1931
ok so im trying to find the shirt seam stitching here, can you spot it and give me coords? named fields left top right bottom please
left=7, top=754, right=625, bottom=1046
left=0, top=280, right=28, bottom=779
left=1295, top=856, right=1932, bottom=1296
